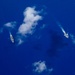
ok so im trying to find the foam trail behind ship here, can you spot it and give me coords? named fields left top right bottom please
left=56, top=21, right=69, bottom=38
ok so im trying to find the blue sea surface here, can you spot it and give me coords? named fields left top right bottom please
left=0, top=0, right=75, bottom=75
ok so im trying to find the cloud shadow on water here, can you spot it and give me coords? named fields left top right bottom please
left=47, top=30, right=68, bottom=57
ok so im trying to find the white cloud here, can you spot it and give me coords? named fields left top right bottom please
left=16, top=37, right=24, bottom=45
left=18, top=7, right=42, bottom=35
left=4, top=21, right=16, bottom=30
left=16, top=6, right=42, bottom=45
left=70, top=34, right=75, bottom=44
left=33, top=61, right=47, bottom=73
left=40, top=24, right=46, bottom=29
left=0, top=21, right=16, bottom=34
left=32, top=61, right=53, bottom=74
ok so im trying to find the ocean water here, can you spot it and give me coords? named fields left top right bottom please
left=0, top=0, right=75, bottom=75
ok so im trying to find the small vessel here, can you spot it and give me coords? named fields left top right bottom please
left=9, top=32, right=14, bottom=43
left=58, top=22, right=69, bottom=38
